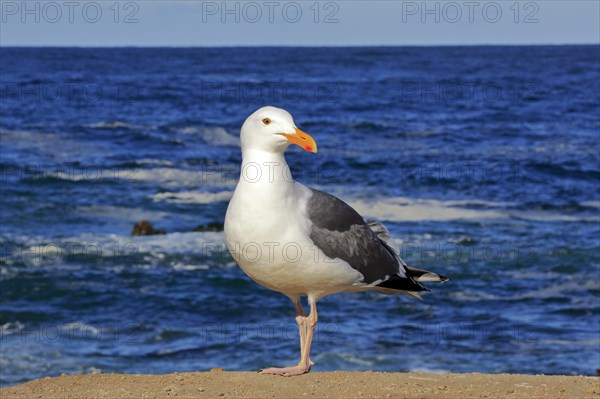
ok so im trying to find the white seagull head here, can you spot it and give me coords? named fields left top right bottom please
left=240, top=106, right=318, bottom=154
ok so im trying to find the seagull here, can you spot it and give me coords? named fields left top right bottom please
left=224, top=106, right=448, bottom=376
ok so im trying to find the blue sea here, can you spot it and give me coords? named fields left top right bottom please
left=1, top=46, right=599, bottom=387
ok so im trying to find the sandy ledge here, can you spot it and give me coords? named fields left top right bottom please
left=1, top=370, right=598, bottom=399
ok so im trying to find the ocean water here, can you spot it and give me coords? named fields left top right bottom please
left=0, top=46, right=599, bottom=387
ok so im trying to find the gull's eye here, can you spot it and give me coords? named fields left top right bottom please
left=262, top=118, right=271, bottom=125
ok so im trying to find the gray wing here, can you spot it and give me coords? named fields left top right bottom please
left=306, top=189, right=428, bottom=291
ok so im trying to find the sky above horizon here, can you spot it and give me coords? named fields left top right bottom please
left=0, top=1, right=599, bottom=46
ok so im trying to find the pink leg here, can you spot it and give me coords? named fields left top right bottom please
left=294, top=300, right=308, bottom=363
left=260, top=297, right=318, bottom=377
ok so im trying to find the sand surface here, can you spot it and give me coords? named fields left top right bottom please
left=1, top=370, right=598, bottom=399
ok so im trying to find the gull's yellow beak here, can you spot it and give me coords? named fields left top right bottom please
left=278, top=128, right=318, bottom=153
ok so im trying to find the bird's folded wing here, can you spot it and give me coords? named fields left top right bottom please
left=305, top=189, right=408, bottom=285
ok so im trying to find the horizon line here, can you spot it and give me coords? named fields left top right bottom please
left=2, top=43, right=599, bottom=49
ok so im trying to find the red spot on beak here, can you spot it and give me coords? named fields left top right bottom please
left=305, top=145, right=313, bottom=152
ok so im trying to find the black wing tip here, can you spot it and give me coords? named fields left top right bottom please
left=376, top=275, right=430, bottom=292
left=405, top=265, right=449, bottom=283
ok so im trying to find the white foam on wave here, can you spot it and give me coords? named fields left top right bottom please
left=61, top=322, right=100, bottom=335
left=0, top=321, right=24, bottom=336
left=132, top=167, right=237, bottom=188
left=152, top=190, right=233, bottom=204
left=536, top=338, right=600, bottom=347
left=451, top=279, right=599, bottom=303
left=510, top=210, right=600, bottom=223
left=580, top=200, right=600, bottom=209
left=341, top=195, right=599, bottom=223
left=346, top=196, right=507, bottom=222
left=77, top=205, right=170, bottom=223
left=0, top=128, right=89, bottom=161
left=314, top=352, right=375, bottom=367
left=514, top=279, right=600, bottom=300
left=177, top=126, right=240, bottom=147
left=136, top=159, right=174, bottom=166
left=5, top=231, right=230, bottom=270
left=449, top=291, right=500, bottom=302
left=172, top=263, right=210, bottom=271
left=94, top=231, right=226, bottom=256
left=85, top=121, right=140, bottom=130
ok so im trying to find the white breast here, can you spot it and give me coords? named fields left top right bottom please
left=224, top=158, right=363, bottom=299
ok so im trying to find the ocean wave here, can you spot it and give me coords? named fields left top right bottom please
left=536, top=338, right=600, bottom=347
left=135, top=159, right=174, bottom=166
left=152, top=190, right=232, bottom=204
left=0, top=129, right=88, bottom=160
left=579, top=200, right=600, bottom=209
left=85, top=231, right=225, bottom=257
left=60, top=322, right=100, bottom=335
left=76, top=205, right=170, bottom=223
left=448, top=291, right=500, bottom=302
left=176, top=126, right=239, bottom=147
left=131, top=167, right=237, bottom=188
left=85, top=121, right=140, bottom=130
left=529, top=161, right=600, bottom=180
left=314, top=352, right=376, bottom=367
left=18, top=170, right=122, bottom=183
left=171, top=263, right=210, bottom=271
left=2, top=231, right=228, bottom=269
left=0, top=322, right=24, bottom=336
left=510, top=211, right=600, bottom=223
left=514, top=279, right=600, bottom=300
left=344, top=195, right=600, bottom=223
left=450, top=279, right=599, bottom=303
left=346, top=196, right=507, bottom=222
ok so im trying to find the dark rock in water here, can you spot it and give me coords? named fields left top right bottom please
left=192, top=222, right=224, bottom=232
left=132, top=220, right=166, bottom=236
